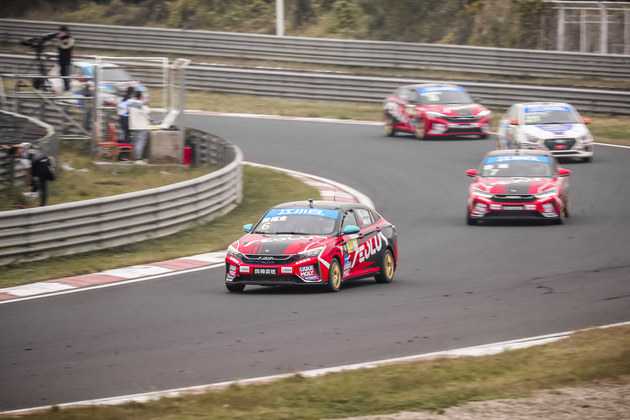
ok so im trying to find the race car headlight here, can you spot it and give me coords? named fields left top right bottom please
left=472, top=187, right=493, bottom=199
left=525, top=133, right=541, bottom=142
left=535, top=188, right=557, bottom=199
left=298, top=246, right=325, bottom=259
left=227, top=245, right=244, bottom=260
left=425, top=111, right=446, bottom=119
left=577, top=134, right=593, bottom=143
left=476, top=110, right=492, bottom=118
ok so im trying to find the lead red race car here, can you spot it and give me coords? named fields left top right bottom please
left=383, top=83, right=492, bottom=139
left=224, top=200, right=398, bottom=293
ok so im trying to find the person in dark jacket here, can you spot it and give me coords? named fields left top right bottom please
left=56, top=25, right=75, bottom=92
left=4, top=143, right=56, bottom=206
left=116, top=86, right=136, bottom=144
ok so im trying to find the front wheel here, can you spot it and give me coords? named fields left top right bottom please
left=383, top=115, right=396, bottom=137
left=375, top=249, right=395, bottom=283
left=226, top=283, right=245, bottom=293
left=325, top=259, right=342, bottom=292
left=414, top=119, right=427, bottom=140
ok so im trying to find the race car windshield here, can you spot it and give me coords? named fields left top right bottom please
left=253, top=208, right=340, bottom=235
left=524, top=109, right=580, bottom=125
left=416, top=89, right=473, bottom=105
left=481, top=156, right=553, bottom=177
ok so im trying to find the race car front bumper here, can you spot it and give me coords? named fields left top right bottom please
left=468, top=196, right=562, bottom=221
left=225, top=254, right=326, bottom=286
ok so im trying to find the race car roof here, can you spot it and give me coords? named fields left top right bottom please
left=485, top=149, right=553, bottom=158
left=272, top=200, right=367, bottom=212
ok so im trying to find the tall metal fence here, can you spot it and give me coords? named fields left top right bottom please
left=0, top=128, right=242, bottom=266
left=542, top=0, right=630, bottom=54
left=0, top=19, right=628, bottom=81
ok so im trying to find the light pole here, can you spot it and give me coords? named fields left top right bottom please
left=276, top=0, right=285, bottom=36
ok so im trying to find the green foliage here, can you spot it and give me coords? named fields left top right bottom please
left=2, top=0, right=551, bottom=48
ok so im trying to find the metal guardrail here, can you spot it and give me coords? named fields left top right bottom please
left=0, top=128, right=242, bottom=266
left=0, top=19, right=629, bottom=81
left=0, top=109, right=58, bottom=191
left=2, top=53, right=630, bottom=115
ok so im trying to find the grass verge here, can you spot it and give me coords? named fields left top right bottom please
left=0, top=165, right=320, bottom=288
left=7, top=325, right=630, bottom=419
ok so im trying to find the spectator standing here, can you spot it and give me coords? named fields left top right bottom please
left=128, top=90, right=151, bottom=163
left=56, top=25, right=75, bottom=92
left=116, top=86, right=135, bottom=143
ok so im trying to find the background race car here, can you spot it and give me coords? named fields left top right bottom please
left=466, top=150, right=571, bottom=225
left=497, top=102, right=594, bottom=162
left=224, top=200, right=398, bottom=293
left=48, top=61, right=149, bottom=106
left=383, top=83, right=491, bottom=140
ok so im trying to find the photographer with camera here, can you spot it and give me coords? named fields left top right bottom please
left=56, top=25, right=75, bottom=92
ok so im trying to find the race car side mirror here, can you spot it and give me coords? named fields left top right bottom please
left=243, top=223, right=253, bottom=232
left=582, top=117, right=592, bottom=124
left=509, top=119, right=519, bottom=125
left=466, top=169, right=478, bottom=177
left=557, top=168, right=571, bottom=177
left=342, top=225, right=360, bottom=235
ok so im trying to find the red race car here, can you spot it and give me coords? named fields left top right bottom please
left=466, top=150, right=571, bottom=225
left=383, top=83, right=491, bottom=139
left=224, top=200, right=398, bottom=293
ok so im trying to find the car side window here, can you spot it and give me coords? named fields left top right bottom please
left=355, top=208, right=374, bottom=228
left=341, top=210, right=359, bottom=230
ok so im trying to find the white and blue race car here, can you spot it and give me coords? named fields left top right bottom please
left=497, top=102, right=594, bottom=162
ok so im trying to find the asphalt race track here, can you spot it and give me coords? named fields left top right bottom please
left=1, top=114, right=629, bottom=411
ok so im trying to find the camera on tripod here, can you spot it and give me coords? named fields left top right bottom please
left=21, top=32, right=58, bottom=52
left=19, top=32, right=58, bottom=90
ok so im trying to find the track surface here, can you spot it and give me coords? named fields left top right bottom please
left=1, top=115, right=629, bottom=410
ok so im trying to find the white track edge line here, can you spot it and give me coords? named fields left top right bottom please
left=5, top=320, right=629, bottom=416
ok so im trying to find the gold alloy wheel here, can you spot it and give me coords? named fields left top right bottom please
left=415, top=119, right=426, bottom=139
left=384, top=116, right=394, bottom=136
left=329, top=261, right=342, bottom=291
left=384, top=252, right=394, bottom=279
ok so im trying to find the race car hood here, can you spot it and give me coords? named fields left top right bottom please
left=522, top=123, right=589, bottom=140
left=419, top=103, right=488, bottom=117
left=233, top=234, right=330, bottom=255
left=474, top=177, right=557, bottom=195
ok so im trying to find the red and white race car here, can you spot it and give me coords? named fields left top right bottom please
left=466, top=149, right=571, bottom=225
left=383, top=83, right=491, bottom=139
left=224, top=200, right=398, bottom=293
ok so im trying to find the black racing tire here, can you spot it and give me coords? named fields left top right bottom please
left=325, top=259, right=342, bottom=292
left=226, top=283, right=245, bottom=293
left=375, top=249, right=395, bottom=284
left=479, top=134, right=488, bottom=139
left=414, top=119, right=427, bottom=140
left=384, top=115, right=397, bottom=137
left=467, top=214, right=478, bottom=225
left=582, top=156, right=592, bottom=163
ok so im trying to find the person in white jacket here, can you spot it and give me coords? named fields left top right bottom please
left=128, top=90, right=151, bottom=163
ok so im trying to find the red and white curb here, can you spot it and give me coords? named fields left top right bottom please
left=0, top=164, right=367, bottom=303
left=4, top=320, right=629, bottom=416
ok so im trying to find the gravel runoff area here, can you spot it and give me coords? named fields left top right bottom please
left=332, top=381, right=630, bottom=420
